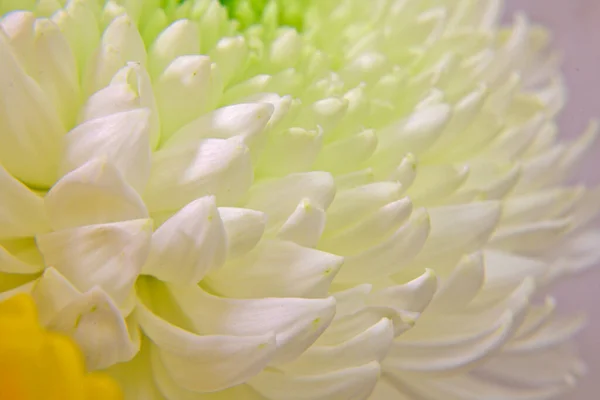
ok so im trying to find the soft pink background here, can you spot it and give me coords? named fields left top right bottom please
left=504, top=1, right=600, bottom=399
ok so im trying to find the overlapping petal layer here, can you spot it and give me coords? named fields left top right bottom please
left=0, top=0, right=597, bottom=399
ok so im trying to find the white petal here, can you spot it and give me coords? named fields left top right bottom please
left=428, top=252, right=485, bottom=311
left=331, top=284, right=372, bottom=318
left=0, top=164, right=49, bottom=239
left=85, top=14, right=146, bottom=94
left=413, top=201, right=501, bottom=264
left=222, top=75, right=272, bottom=104
left=319, top=198, right=412, bottom=256
left=256, top=127, right=323, bottom=177
left=334, top=169, right=376, bottom=191
left=277, top=199, right=326, bottom=248
left=480, top=345, right=583, bottom=387
left=281, top=318, right=394, bottom=374
left=480, top=250, right=547, bottom=298
left=249, top=362, right=381, bottom=400
left=241, top=93, right=297, bottom=133
left=490, top=219, right=571, bottom=254
left=484, top=114, right=546, bottom=161
left=514, top=298, right=557, bottom=340
left=143, top=196, right=227, bottom=284
left=45, top=159, right=148, bottom=231
left=107, top=341, right=167, bottom=400
left=152, top=350, right=264, bottom=400
left=219, top=207, right=266, bottom=258
left=1, top=11, right=36, bottom=71
left=506, top=314, right=586, bottom=353
left=403, top=279, right=535, bottom=344
left=32, top=18, right=80, bottom=127
left=82, top=62, right=160, bottom=149
left=149, top=19, right=199, bottom=77
left=297, top=97, right=348, bottom=133
left=386, top=153, right=417, bottom=188
left=209, top=36, right=248, bottom=86
left=204, top=240, right=343, bottom=299
left=501, top=188, right=581, bottom=225
left=48, top=287, right=140, bottom=370
left=513, top=147, right=565, bottom=194
left=548, top=229, right=600, bottom=277
left=334, top=209, right=430, bottom=283
left=145, top=137, right=253, bottom=212
left=559, top=120, right=599, bottom=177
left=407, top=164, right=470, bottom=205
left=369, top=379, right=412, bottom=400
left=423, top=85, right=488, bottom=159
left=368, top=270, right=438, bottom=314
left=317, top=305, right=414, bottom=345
left=245, top=172, right=335, bottom=229
left=269, top=28, right=303, bottom=69
left=63, top=109, right=152, bottom=193
left=0, top=30, right=64, bottom=187
left=52, top=0, right=100, bottom=72
left=324, top=182, right=404, bottom=234
left=394, top=372, right=568, bottom=400
left=372, top=104, right=451, bottom=177
left=31, top=267, right=80, bottom=326
left=0, top=244, right=42, bottom=274
left=155, top=55, right=221, bottom=138
left=313, top=130, right=378, bottom=175
left=0, top=275, right=36, bottom=301
left=135, top=297, right=276, bottom=393
left=167, top=284, right=336, bottom=365
left=36, top=219, right=152, bottom=306
left=384, top=312, right=514, bottom=372
left=166, top=103, right=274, bottom=147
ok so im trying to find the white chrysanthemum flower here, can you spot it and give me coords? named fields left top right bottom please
left=0, top=0, right=599, bottom=399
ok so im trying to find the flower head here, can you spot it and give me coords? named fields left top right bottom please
left=0, top=0, right=599, bottom=399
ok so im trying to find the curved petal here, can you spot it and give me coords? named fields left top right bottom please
left=277, top=199, right=326, bottom=248
left=167, top=284, right=336, bottom=365
left=249, top=362, right=381, bottom=400
left=82, top=62, right=160, bottom=148
left=45, top=158, right=148, bottom=231
left=324, top=182, right=404, bottom=234
left=204, top=240, right=343, bottom=299
left=0, top=29, right=64, bottom=187
left=154, top=55, right=220, bottom=137
left=0, top=164, right=49, bottom=239
left=48, top=287, right=140, bottom=370
left=63, top=108, right=152, bottom=193
left=135, top=297, right=276, bottom=393
left=384, top=312, right=514, bottom=373
left=413, top=201, right=501, bottom=264
left=257, top=127, right=323, bottom=177
left=36, top=219, right=152, bottom=306
left=166, top=103, right=274, bottom=147
left=280, top=318, right=394, bottom=374
left=143, top=196, right=227, bottom=284
left=334, top=209, right=430, bottom=283
left=319, top=197, right=412, bottom=256
left=148, top=19, right=199, bottom=77
left=219, top=207, right=266, bottom=258
left=145, top=137, right=253, bottom=212
left=368, top=269, right=438, bottom=313
left=85, top=14, right=146, bottom=93
left=245, top=172, right=335, bottom=229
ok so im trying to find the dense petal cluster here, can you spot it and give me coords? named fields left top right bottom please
left=0, top=0, right=598, bottom=399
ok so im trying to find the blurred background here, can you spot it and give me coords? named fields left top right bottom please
left=503, top=1, right=600, bottom=398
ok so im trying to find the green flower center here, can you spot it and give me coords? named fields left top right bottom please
left=219, top=0, right=307, bottom=30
